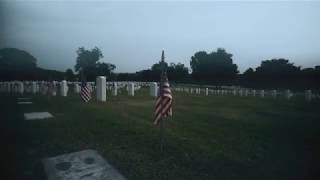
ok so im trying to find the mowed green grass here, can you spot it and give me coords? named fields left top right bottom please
left=1, top=88, right=320, bottom=180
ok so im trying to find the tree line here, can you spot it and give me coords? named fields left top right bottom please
left=1, top=47, right=319, bottom=89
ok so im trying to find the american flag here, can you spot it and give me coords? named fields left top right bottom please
left=80, top=81, right=92, bottom=102
left=154, top=51, right=172, bottom=125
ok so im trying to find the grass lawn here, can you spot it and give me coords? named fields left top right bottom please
left=1, top=88, right=320, bottom=180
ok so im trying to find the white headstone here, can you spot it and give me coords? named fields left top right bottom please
left=128, top=83, right=134, bottom=96
left=7, top=82, right=11, bottom=93
left=150, top=82, right=158, bottom=97
left=112, top=83, right=118, bottom=96
left=51, top=83, right=57, bottom=96
left=36, top=83, right=40, bottom=93
left=260, top=90, right=265, bottom=97
left=305, top=90, right=312, bottom=102
left=239, top=89, right=243, bottom=96
left=60, top=80, right=68, bottom=97
left=205, top=88, right=208, bottom=96
left=74, top=83, right=81, bottom=93
left=271, top=90, right=277, bottom=98
left=41, top=83, right=48, bottom=95
left=244, top=89, right=249, bottom=96
left=17, top=81, right=24, bottom=94
left=96, top=76, right=106, bottom=102
left=252, top=90, right=256, bottom=96
left=285, top=89, right=292, bottom=100
left=89, top=83, right=94, bottom=92
left=31, top=82, right=37, bottom=94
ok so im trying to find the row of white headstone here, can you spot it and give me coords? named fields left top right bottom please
left=0, top=78, right=156, bottom=101
left=2, top=80, right=316, bottom=101
left=0, top=80, right=68, bottom=96
left=173, top=87, right=316, bottom=101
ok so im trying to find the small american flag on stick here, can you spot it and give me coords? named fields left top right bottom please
left=80, top=80, right=92, bottom=102
left=154, top=50, right=172, bottom=125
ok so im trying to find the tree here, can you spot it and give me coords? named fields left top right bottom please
left=0, top=48, right=38, bottom=80
left=0, top=48, right=37, bottom=70
left=65, top=68, right=75, bottom=81
left=149, top=61, right=169, bottom=81
left=95, top=62, right=116, bottom=80
left=136, top=69, right=155, bottom=81
left=133, top=61, right=189, bottom=82
left=241, top=59, right=304, bottom=88
left=255, top=59, right=300, bottom=76
left=190, top=48, right=238, bottom=84
left=74, top=47, right=116, bottom=80
left=0, top=48, right=67, bottom=81
left=254, top=59, right=301, bottom=84
left=243, top=68, right=254, bottom=80
left=151, top=61, right=169, bottom=72
left=75, top=47, right=103, bottom=72
left=167, top=63, right=189, bottom=81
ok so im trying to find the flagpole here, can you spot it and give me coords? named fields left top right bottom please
left=160, top=116, right=164, bottom=153
left=159, top=50, right=165, bottom=153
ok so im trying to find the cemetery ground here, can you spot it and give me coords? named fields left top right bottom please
left=1, top=89, right=320, bottom=180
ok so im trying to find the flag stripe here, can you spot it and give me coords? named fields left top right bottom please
left=80, top=82, right=92, bottom=102
left=154, top=72, right=172, bottom=125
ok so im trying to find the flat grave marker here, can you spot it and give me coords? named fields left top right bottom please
left=24, top=112, right=54, bottom=120
left=43, top=149, right=126, bottom=180
left=17, top=101, right=33, bottom=105
left=17, top=97, right=32, bottom=100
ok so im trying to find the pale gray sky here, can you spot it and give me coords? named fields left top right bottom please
left=1, top=0, right=320, bottom=73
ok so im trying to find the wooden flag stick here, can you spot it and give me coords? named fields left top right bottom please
left=158, top=50, right=168, bottom=154
left=160, top=117, right=165, bottom=153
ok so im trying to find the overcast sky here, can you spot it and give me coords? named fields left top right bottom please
left=1, top=0, right=320, bottom=73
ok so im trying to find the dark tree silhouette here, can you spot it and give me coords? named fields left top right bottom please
left=1, top=47, right=319, bottom=89
left=137, top=61, right=189, bottom=82
left=0, top=48, right=37, bottom=69
left=0, top=48, right=38, bottom=80
left=255, top=59, right=300, bottom=87
left=65, top=69, right=75, bottom=81
left=95, top=62, right=116, bottom=80
left=0, top=48, right=67, bottom=81
left=151, top=61, right=169, bottom=72
left=255, top=59, right=300, bottom=77
left=243, top=68, right=254, bottom=76
left=74, top=47, right=116, bottom=80
left=75, top=47, right=103, bottom=72
left=240, top=59, right=317, bottom=88
left=190, top=48, right=238, bottom=84
left=167, top=63, right=189, bottom=82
